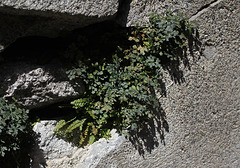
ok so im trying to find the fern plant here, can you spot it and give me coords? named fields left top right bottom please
left=55, top=12, right=196, bottom=146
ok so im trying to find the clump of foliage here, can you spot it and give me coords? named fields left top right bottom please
left=55, top=12, right=196, bottom=146
left=0, top=98, right=32, bottom=167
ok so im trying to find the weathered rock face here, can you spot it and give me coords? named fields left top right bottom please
left=0, top=62, right=84, bottom=109
left=31, top=121, right=78, bottom=168
left=119, top=0, right=217, bottom=26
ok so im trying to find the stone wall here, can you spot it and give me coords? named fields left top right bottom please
left=0, top=0, right=239, bottom=167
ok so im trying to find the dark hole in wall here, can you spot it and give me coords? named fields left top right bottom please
left=29, top=101, right=76, bottom=121
left=0, top=36, right=61, bottom=64
left=0, top=20, right=130, bottom=66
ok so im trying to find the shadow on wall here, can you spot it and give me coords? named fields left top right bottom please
left=116, top=0, right=131, bottom=26
left=30, top=132, right=47, bottom=168
left=0, top=128, right=46, bottom=168
left=128, top=29, right=202, bottom=156
left=128, top=95, right=169, bottom=156
left=0, top=17, right=202, bottom=159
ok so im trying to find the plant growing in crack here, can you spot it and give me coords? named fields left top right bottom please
left=54, top=12, right=198, bottom=147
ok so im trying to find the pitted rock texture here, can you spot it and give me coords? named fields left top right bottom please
left=31, top=120, right=78, bottom=168
left=31, top=121, right=124, bottom=168
left=96, top=0, right=240, bottom=167
left=0, top=62, right=84, bottom=109
left=122, top=0, right=217, bottom=26
left=0, top=0, right=118, bottom=17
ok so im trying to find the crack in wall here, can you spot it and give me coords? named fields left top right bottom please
left=115, top=0, right=131, bottom=26
left=190, top=0, right=223, bottom=21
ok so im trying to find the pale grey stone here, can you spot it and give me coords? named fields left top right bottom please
left=0, top=62, right=84, bottom=109
left=75, top=130, right=124, bottom=168
left=31, top=121, right=124, bottom=168
left=121, top=0, right=217, bottom=27
left=31, top=120, right=79, bottom=167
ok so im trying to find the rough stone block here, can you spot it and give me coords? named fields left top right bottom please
left=0, top=0, right=119, bottom=17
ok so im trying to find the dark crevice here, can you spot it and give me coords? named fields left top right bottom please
left=0, top=20, right=129, bottom=66
left=191, top=0, right=218, bottom=18
left=115, top=0, right=131, bottom=26
left=29, top=101, right=75, bottom=121
left=0, top=6, right=113, bottom=29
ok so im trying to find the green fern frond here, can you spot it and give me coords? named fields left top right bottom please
left=65, top=118, right=87, bottom=133
left=78, top=125, right=90, bottom=146
left=88, top=135, right=95, bottom=145
left=54, top=120, right=66, bottom=132
left=87, top=110, right=95, bottom=119
left=54, top=117, right=77, bottom=132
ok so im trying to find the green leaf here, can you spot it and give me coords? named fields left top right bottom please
left=54, top=120, right=67, bottom=132
left=88, top=135, right=96, bottom=145
left=66, top=118, right=87, bottom=133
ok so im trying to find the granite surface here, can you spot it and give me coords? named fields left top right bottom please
left=96, top=0, right=240, bottom=167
